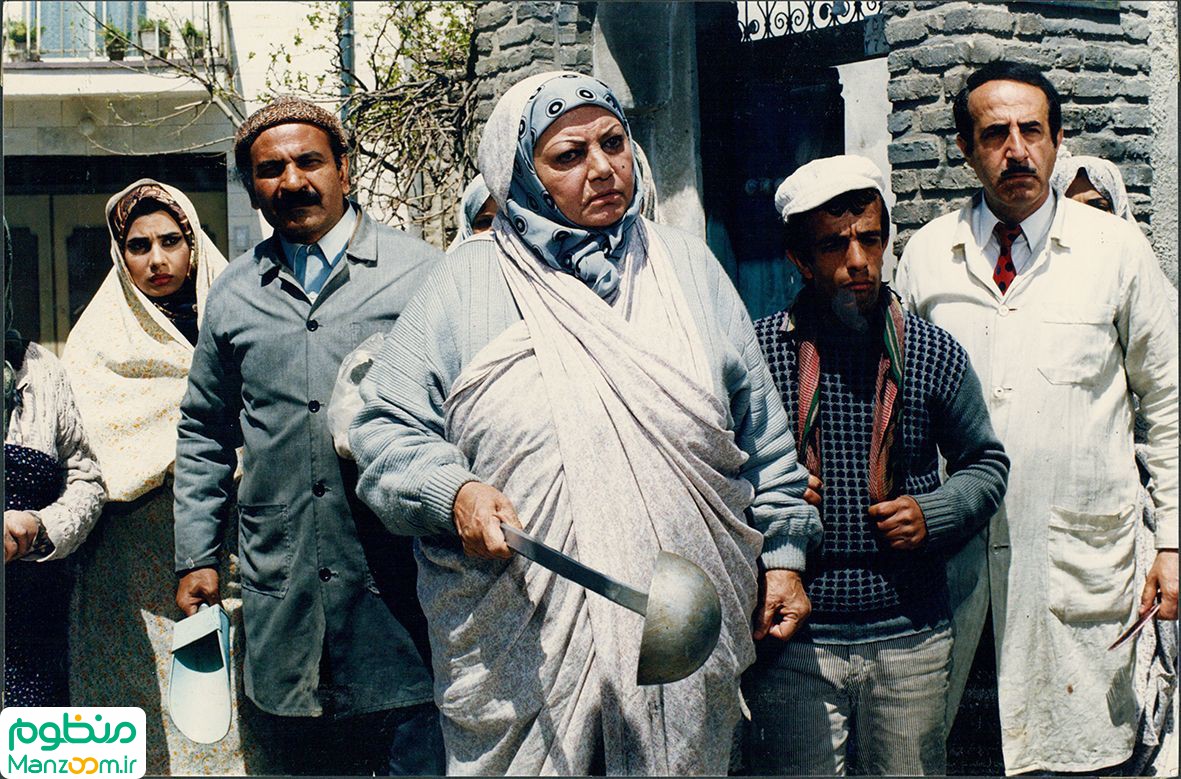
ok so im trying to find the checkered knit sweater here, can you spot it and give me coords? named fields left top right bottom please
left=755, top=300, right=1009, bottom=643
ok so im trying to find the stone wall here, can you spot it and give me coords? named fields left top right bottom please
left=1147, top=2, right=1178, bottom=285
left=472, top=0, right=595, bottom=130
left=884, top=1, right=1164, bottom=263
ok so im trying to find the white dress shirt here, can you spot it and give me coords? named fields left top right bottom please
left=971, top=190, right=1056, bottom=276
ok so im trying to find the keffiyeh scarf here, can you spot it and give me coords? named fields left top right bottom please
left=794, top=286, right=906, bottom=503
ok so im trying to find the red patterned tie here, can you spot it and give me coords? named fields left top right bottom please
left=992, top=223, right=1023, bottom=295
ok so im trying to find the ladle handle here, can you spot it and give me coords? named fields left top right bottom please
left=500, top=523, right=649, bottom=616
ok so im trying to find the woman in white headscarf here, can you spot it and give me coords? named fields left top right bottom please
left=448, top=174, right=497, bottom=250
left=350, top=71, right=820, bottom=775
left=1051, top=154, right=1135, bottom=221
left=63, top=180, right=265, bottom=776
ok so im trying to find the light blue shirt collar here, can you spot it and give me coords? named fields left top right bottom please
left=277, top=202, right=358, bottom=292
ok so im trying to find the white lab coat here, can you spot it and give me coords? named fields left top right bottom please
left=894, top=193, right=1179, bottom=774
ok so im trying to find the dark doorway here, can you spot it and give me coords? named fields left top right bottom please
left=695, top=2, right=887, bottom=320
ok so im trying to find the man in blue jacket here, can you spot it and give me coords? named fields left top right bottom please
left=173, top=97, right=443, bottom=775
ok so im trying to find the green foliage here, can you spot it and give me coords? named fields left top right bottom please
left=181, top=19, right=202, bottom=40
left=7, top=20, right=38, bottom=44
left=137, top=17, right=171, bottom=34
left=103, top=25, right=128, bottom=55
left=264, top=1, right=480, bottom=244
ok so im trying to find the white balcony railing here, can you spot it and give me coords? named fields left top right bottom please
left=3, top=1, right=221, bottom=64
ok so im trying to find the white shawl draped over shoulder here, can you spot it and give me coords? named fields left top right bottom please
left=62, top=179, right=227, bottom=501
left=426, top=216, right=762, bottom=775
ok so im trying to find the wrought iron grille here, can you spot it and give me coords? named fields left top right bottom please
left=737, top=0, right=884, bottom=42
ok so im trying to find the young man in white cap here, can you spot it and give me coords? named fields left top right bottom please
left=745, top=155, right=1010, bottom=776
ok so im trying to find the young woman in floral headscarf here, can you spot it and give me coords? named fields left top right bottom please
left=351, top=71, right=820, bottom=775
left=63, top=181, right=265, bottom=775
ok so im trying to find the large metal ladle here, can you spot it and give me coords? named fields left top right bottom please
left=500, top=523, right=722, bottom=685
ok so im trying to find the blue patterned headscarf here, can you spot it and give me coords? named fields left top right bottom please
left=501, top=73, right=645, bottom=300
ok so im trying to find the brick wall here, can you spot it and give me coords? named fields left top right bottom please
left=472, top=0, right=595, bottom=130
left=885, top=0, right=1157, bottom=252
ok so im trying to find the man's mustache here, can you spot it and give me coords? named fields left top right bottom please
left=275, top=189, right=321, bottom=209
left=1000, top=164, right=1037, bottom=179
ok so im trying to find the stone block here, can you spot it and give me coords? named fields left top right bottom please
left=919, top=166, right=980, bottom=191
left=917, top=105, right=954, bottom=132
left=1073, top=133, right=1127, bottom=161
left=7, top=99, right=63, bottom=128
left=892, top=170, right=920, bottom=194
left=2, top=127, right=39, bottom=155
left=888, top=134, right=942, bottom=164
left=1054, top=44, right=1086, bottom=69
left=1014, top=13, right=1044, bottom=38
left=1122, top=15, right=1150, bottom=42
left=502, top=46, right=536, bottom=71
left=886, top=15, right=927, bottom=46
left=1116, top=77, right=1152, bottom=100
left=1111, top=104, right=1151, bottom=130
left=893, top=198, right=951, bottom=225
left=1122, top=135, right=1152, bottom=161
left=1083, top=44, right=1113, bottom=70
left=516, top=2, right=555, bottom=23
left=1121, top=164, right=1153, bottom=187
left=498, top=23, right=536, bottom=49
left=1045, top=70, right=1077, bottom=96
left=557, top=2, right=579, bottom=24
left=964, top=35, right=1002, bottom=65
left=475, top=2, right=513, bottom=31
left=1041, top=16, right=1122, bottom=39
left=475, top=55, right=499, bottom=77
left=476, top=78, right=498, bottom=99
left=944, top=7, right=1013, bottom=35
left=912, top=41, right=963, bottom=70
left=888, top=49, right=913, bottom=74
left=1080, top=105, right=1113, bottom=131
left=940, top=67, right=972, bottom=99
left=1074, top=74, right=1124, bottom=99
left=1112, top=48, right=1150, bottom=74
left=888, top=74, right=941, bottom=103
left=887, top=109, right=914, bottom=135
left=475, top=32, right=494, bottom=55
left=1002, top=45, right=1052, bottom=69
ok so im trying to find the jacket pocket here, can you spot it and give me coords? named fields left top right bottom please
left=237, top=503, right=292, bottom=598
left=1035, top=304, right=1116, bottom=386
left=1047, top=504, right=1135, bottom=623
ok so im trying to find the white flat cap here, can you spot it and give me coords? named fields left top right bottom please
left=774, top=154, right=887, bottom=222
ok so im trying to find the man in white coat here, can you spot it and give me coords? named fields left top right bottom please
left=894, top=60, right=1178, bottom=775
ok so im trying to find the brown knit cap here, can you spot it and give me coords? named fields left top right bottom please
left=233, top=97, right=350, bottom=185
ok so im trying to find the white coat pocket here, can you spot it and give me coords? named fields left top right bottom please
left=1035, top=304, right=1116, bottom=386
left=1047, top=504, right=1136, bottom=623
